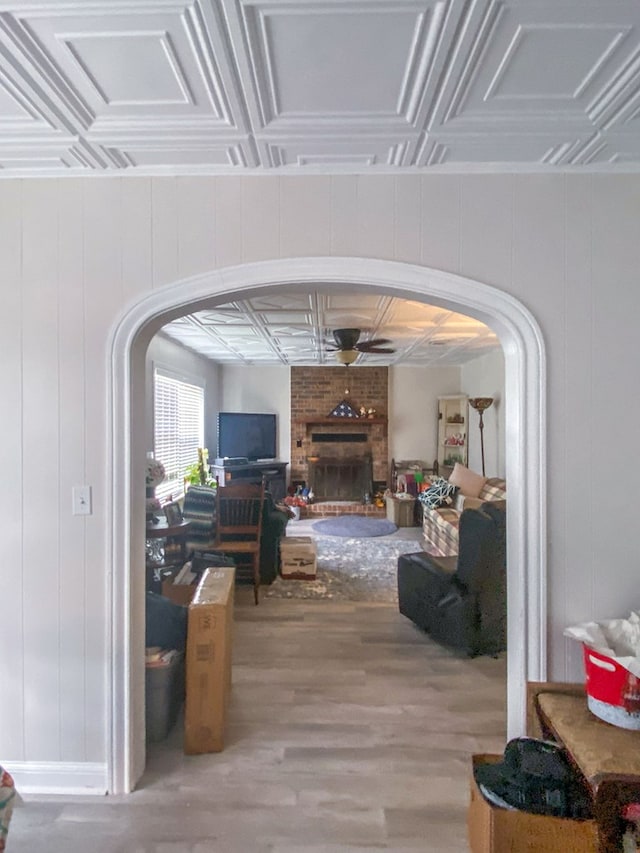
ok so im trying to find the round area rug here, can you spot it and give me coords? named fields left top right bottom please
left=312, top=514, right=398, bottom=538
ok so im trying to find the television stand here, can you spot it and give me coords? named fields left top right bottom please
left=211, top=460, right=288, bottom=503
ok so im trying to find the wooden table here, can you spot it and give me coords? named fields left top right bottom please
left=145, top=519, right=193, bottom=587
left=528, top=681, right=640, bottom=852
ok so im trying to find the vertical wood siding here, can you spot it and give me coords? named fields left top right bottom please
left=1, top=174, right=639, bottom=772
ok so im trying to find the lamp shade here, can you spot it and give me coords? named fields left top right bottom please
left=468, top=397, right=494, bottom=412
left=335, top=349, right=358, bottom=365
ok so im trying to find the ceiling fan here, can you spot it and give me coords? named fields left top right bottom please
left=325, top=328, right=396, bottom=365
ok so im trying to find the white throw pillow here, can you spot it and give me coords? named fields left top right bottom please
left=448, top=463, right=487, bottom=498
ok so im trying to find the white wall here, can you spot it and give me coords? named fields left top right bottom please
left=220, top=365, right=291, bottom=464
left=461, top=349, right=506, bottom=478
left=146, top=332, right=221, bottom=455
left=218, top=363, right=462, bottom=480
left=389, top=365, right=462, bottom=465
left=2, top=174, right=640, bottom=792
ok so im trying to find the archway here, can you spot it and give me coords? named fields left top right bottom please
left=108, top=257, right=546, bottom=793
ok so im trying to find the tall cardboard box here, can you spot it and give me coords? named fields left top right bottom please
left=280, top=536, right=317, bottom=579
left=468, top=754, right=598, bottom=853
left=184, top=566, right=235, bottom=754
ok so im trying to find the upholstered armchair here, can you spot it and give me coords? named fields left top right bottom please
left=397, top=501, right=506, bottom=657
left=182, top=485, right=217, bottom=554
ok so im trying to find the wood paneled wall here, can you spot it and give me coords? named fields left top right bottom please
left=1, top=174, right=640, bottom=790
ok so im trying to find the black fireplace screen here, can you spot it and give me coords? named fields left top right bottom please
left=308, top=455, right=373, bottom=501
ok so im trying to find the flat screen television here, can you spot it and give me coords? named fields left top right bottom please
left=217, top=412, right=277, bottom=461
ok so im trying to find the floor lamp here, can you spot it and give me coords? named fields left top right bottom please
left=468, top=397, right=494, bottom=476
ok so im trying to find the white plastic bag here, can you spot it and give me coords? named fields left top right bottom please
left=564, top=611, right=640, bottom=677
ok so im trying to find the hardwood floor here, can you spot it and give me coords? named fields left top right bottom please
left=10, top=588, right=507, bottom=852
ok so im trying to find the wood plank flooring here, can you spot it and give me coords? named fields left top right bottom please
left=9, top=588, right=507, bottom=852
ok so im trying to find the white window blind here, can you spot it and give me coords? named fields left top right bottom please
left=153, top=370, right=204, bottom=502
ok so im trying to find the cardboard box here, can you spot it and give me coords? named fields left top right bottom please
left=468, top=754, right=598, bottom=853
left=161, top=578, right=197, bottom=606
left=183, top=566, right=235, bottom=754
left=280, top=536, right=317, bottom=579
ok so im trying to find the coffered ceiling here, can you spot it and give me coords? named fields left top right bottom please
left=0, top=0, right=639, bottom=176
left=160, top=291, right=501, bottom=366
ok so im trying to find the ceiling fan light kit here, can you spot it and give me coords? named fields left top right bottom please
left=328, top=328, right=397, bottom=364
left=335, top=349, right=359, bottom=365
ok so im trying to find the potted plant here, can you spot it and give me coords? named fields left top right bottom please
left=184, top=447, right=216, bottom=488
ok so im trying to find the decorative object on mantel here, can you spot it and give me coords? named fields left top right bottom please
left=145, top=454, right=166, bottom=523
left=468, top=397, right=494, bottom=476
left=328, top=398, right=360, bottom=418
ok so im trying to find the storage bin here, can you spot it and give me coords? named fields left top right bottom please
left=582, top=644, right=640, bottom=730
left=385, top=495, right=415, bottom=527
left=145, top=650, right=184, bottom=742
left=468, top=754, right=598, bottom=853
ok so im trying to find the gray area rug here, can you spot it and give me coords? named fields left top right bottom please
left=265, top=533, right=424, bottom=602
left=312, top=515, right=398, bottom=537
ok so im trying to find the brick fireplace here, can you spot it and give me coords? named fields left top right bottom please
left=290, top=367, right=388, bottom=506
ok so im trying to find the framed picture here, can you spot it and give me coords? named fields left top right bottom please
left=163, top=501, right=183, bottom=526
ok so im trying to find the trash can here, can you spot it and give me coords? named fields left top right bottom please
left=145, top=649, right=185, bottom=742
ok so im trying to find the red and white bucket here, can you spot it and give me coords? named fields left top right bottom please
left=582, top=645, right=640, bottom=730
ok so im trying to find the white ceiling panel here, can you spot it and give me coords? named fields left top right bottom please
left=160, top=290, right=502, bottom=366
left=0, top=0, right=637, bottom=175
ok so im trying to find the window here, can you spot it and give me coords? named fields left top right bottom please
left=153, top=369, right=204, bottom=502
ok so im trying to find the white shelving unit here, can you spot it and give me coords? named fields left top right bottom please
left=437, top=395, right=468, bottom=475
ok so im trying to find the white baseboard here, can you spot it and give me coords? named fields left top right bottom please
left=5, top=762, right=108, bottom=795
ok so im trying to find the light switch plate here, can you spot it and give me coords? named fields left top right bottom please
left=72, top=485, right=92, bottom=516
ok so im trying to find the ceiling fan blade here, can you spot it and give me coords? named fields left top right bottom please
left=355, top=337, right=391, bottom=349
left=358, top=346, right=396, bottom=354
left=359, top=338, right=391, bottom=347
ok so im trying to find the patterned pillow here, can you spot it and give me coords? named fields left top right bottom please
left=418, top=477, right=457, bottom=510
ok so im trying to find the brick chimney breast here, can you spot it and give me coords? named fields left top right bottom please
left=290, top=366, right=388, bottom=497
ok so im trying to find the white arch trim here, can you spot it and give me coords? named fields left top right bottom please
left=108, top=257, right=547, bottom=793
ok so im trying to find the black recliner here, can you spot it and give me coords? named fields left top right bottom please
left=397, top=501, right=506, bottom=656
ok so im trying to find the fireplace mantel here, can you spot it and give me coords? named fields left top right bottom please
left=295, top=416, right=387, bottom=433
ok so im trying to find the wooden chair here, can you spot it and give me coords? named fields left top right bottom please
left=214, top=477, right=265, bottom=605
